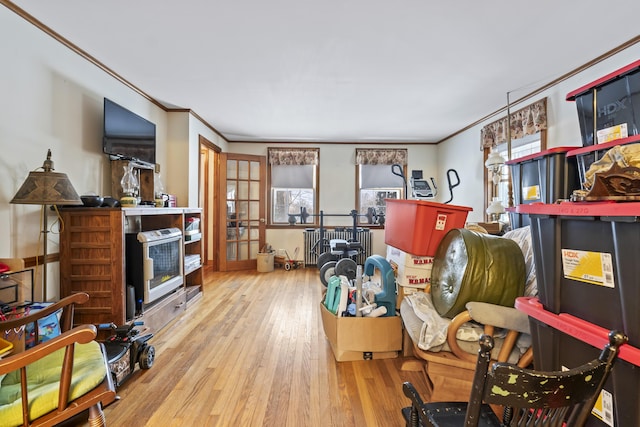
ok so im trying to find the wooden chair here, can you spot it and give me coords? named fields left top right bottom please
left=401, top=330, right=628, bottom=427
left=401, top=301, right=534, bottom=402
left=0, top=292, right=117, bottom=426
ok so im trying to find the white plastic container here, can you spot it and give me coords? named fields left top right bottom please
left=257, top=252, right=274, bottom=273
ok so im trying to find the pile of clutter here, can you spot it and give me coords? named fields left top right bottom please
left=323, top=264, right=389, bottom=318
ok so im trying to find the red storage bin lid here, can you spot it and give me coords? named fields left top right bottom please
left=566, top=59, right=640, bottom=101
left=515, top=201, right=640, bottom=216
left=566, top=134, right=640, bottom=157
left=516, top=297, right=640, bottom=366
left=505, top=146, right=577, bottom=165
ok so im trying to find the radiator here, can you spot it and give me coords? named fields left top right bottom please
left=304, top=229, right=372, bottom=266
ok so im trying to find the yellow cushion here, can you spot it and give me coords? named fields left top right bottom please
left=0, top=341, right=107, bottom=427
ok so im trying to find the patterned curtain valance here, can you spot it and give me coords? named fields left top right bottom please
left=355, top=148, right=408, bottom=165
left=268, top=148, right=318, bottom=165
left=480, top=98, right=547, bottom=149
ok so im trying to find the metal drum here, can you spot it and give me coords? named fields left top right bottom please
left=430, top=228, right=525, bottom=318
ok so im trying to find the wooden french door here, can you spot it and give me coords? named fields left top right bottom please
left=219, top=153, right=266, bottom=271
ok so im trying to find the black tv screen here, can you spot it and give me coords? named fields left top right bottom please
left=103, top=98, right=156, bottom=165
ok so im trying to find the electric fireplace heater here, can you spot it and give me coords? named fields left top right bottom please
left=126, top=227, right=184, bottom=305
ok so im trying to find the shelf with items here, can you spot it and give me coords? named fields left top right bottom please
left=58, top=207, right=204, bottom=337
left=183, top=209, right=203, bottom=307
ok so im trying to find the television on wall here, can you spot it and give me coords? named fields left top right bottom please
left=103, top=98, right=156, bottom=165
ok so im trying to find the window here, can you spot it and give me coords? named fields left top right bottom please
left=491, top=133, right=544, bottom=222
left=356, top=149, right=407, bottom=225
left=481, top=98, right=548, bottom=224
left=268, top=148, right=318, bottom=225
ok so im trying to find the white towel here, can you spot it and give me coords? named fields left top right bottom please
left=404, top=292, right=451, bottom=350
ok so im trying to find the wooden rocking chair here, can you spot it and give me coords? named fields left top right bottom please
left=0, top=293, right=116, bottom=426
left=401, top=330, right=628, bottom=427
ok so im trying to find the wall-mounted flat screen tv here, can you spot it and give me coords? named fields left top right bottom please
left=103, top=98, right=156, bottom=165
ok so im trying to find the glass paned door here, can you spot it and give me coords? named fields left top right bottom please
left=220, top=153, right=266, bottom=271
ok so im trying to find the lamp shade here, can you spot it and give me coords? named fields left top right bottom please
left=485, top=148, right=506, bottom=170
left=486, top=197, right=505, bottom=215
left=10, top=150, right=82, bottom=206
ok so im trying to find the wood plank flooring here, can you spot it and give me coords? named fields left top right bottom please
left=76, top=267, right=432, bottom=426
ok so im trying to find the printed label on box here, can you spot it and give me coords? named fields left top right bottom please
left=592, top=389, right=614, bottom=427
left=563, top=364, right=614, bottom=427
left=411, top=257, right=433, bottom=266
left=435, top=214, right=447, bottom=230
left=523, top=185, right=540, bottom=201
left=561, top=249, right=614, bottom=288
left=597, top=123, right=628, bottom=144
left=403, top=274, right=430, bottom=286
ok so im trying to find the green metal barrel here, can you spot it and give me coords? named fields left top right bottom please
left=430, top=228, right=525, bottom=318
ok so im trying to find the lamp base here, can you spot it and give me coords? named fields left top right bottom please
left=120, top=196, right=138, bottom=208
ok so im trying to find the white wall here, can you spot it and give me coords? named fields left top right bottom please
left=0, top=7, right=206, bottom=299
left=438, top=43, right=640, bottom=223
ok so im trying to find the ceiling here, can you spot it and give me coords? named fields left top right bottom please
left=6, top=0, right=640, bottom=143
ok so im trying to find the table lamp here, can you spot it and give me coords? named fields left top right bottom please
left=10, top=149, right=82, bottom=301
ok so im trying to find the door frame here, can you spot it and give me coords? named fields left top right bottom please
left=219, top=153, right=267, bottom=271
left=198, top=135, right=221, bottom=271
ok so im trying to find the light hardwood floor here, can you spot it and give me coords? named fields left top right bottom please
left=75, top=267, right=432, bottom=426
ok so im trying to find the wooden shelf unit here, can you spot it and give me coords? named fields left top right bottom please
left=59, top=207, right=203, bottom=335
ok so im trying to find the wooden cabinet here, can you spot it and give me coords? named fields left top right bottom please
left=59, top=207, right=203, bottom=335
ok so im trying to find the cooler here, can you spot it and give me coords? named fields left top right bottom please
left=505, top=146, right=579, bottom=228
left=384, top=199, right=472, bottom=256
left=516, top=296, right=640, bottom=427
left=517, top=202, right=640, bottom=347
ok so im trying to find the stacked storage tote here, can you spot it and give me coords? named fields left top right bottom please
left=513, top=59, right=640, bottom=427
left=384, top=200, right=472, bottom=305
left=505, top=147, right=579, bottom=228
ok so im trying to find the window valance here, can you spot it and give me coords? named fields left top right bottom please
left=268, top=148, right=318, bottom=165
left=355, top=148, right=407, bottom=165
left=480, top=98, right=547, bottom=149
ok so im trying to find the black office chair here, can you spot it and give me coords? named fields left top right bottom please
left=402, top=330, right=627, bottom=427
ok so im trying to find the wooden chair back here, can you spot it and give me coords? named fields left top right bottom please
left=403, top=330, right=627, bottom=427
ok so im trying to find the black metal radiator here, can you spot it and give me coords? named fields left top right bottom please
left=303, top=229, right=372, bottom=266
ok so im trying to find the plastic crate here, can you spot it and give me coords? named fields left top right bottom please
left=516, top=297, right=640, bottom=427
left=517, top=202, right=640, bottom=347
left=384, top=200, right=472, bottom=256
left=566, top=135, right=640, bottom=189
left=505, top=146, right=579, bottom=228
left=566, top=59, right=640, bottom=147
left=505, top=207, right=529, bottom=229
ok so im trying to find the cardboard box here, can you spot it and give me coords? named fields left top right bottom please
left=386, top=245, right=433, bottom=288
left=396, top=265, right=432, bottom=288
left=319, top=302, right=402, bottom=361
